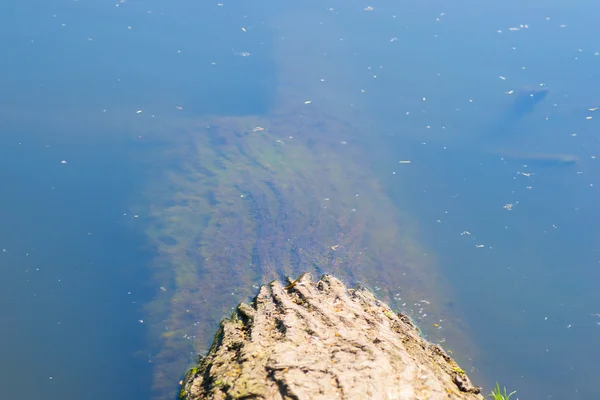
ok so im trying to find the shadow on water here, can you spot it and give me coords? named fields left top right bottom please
left=505, top=87, right=549, bottom=121
left=477, top=86, right=581, bottom=168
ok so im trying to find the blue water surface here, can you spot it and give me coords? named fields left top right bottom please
left=342, top=0, right=600, bottom=398
left=1, top=1, right=276, bottom=399
left=2, top=0, right=600, bottom=399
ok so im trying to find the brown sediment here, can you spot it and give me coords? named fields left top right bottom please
left=179, top=273, right=483, bottom=400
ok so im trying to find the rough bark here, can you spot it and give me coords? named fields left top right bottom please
left=179, top=273, right=483, bottom=400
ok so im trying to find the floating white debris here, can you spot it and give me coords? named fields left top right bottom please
left=503, top=203, right=514, bottom=211
left=60, top=160, right=67, bottom=164
left=507, top=24, right=529, bottom=31
left=241, top=27, right=247, bottom=32
left=304, top=100, right=312, bottom=104
left=460, top=231, right=471, bottom=236
left=399, top=160, right=411, bottom=164
left=364, top=6, right=374, bottom=11
left=498, top=76, right=506, bottom=80
left=136, top=110, right=143, bottom=114
left=586, top=116, right=593, bottom=120
left=505, top=90, right=514, bottom=95
left=475, top=244, right=485, bottom=248
left=589, top=107, right=598, bottom=111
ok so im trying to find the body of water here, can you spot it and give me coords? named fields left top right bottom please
left=1, top=1, right=599, bottom=399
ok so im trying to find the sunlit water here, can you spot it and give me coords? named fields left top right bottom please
left=2, top=1, right=599, bottom=399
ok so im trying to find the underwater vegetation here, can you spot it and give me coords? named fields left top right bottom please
left=126, top=11, right=488, bottom=396
left=133, top=86, right=470, bottom=398
left=129, top=79, right=581, bottom=400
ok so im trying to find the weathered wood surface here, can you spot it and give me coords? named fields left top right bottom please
left=179, top=274, right=483, bottom=400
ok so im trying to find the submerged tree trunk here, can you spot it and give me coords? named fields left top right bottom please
left=179, top=273, right=483, bottom=400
